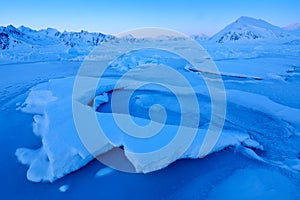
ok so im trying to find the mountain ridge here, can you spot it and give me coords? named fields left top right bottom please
left=210, top=16, right=296, bottom=43
left=0, top=25, right=114, bottom=51
left=1, top=16, right=299, bottom=50
left=283, top=23, right=300, bottom=31
left=1, top=17, right=299, bottom=63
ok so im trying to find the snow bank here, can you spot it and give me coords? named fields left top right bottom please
left=16, top=77, right=113, bottom=182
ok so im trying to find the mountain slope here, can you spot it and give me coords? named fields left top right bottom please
left=283, top=23, right=300, bottom=38
left=0, top=25, right=36, bottom=50
left=191, top=33, right=209, bottom=41
left=211, top=16, right=294, bottom=43
left=0, top=25, right=113, bottom=51
left=0, top=25, right=114, bottom=63
left=283, top=23, right=300, bottom=31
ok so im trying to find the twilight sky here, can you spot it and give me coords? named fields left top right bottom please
left=1, top=0, right=299, bottom=36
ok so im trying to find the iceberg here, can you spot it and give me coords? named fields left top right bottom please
left=16, top=77, right=102, bottom=182
left=15, top=74, right=261, bottom=182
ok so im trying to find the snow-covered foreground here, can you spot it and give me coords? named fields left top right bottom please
left=1, top=39, right=300, bottom=199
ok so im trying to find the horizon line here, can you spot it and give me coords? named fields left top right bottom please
left=1, top=16, right=299, bottom=37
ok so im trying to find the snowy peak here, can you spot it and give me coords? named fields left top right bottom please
left=0, top=25, right=24, bottom=42
left=1, top=25, right=24, bottom=36
left=283, top=23, right=300, bottom=31
left=39, top=28, right=61, bottom=37
left=59, top=30, right=111, bottom=48
left=0, top=25, right=28, bottom=50
left=211, top=16, right=293, bottom=43
left=0, top=25, right=113, bottom=51
left=0, top=25, right=115, bottom=63
left=18, top=25, right=36, bottom=34
left=283, top=23, right=300, bottom=37
left=232, top=16, right=275, bottom=29
left=191, top=33, right=209, bottom=41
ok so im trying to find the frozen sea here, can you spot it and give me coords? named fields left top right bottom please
left=1, top=40, right=300, bottom=199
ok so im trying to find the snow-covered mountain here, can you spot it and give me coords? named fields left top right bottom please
left=0, top=25, right=113, bottom=51
left=283, top=23, right=300, bottom=31
left=0, top=25, right=36, bottom=50
left=0, top=25, right=114, bottom=63
left=1, top=17, right=300, bottom=63
left=211, top=16, right=295, bottom=43
left=191, top=33, right=209, bottom=41
left=282, top=23, right=300, bottom=38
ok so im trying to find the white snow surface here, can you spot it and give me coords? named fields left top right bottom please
left=210, top=16, right=296, bottom=43
left=16, top=75, right=261, bottom=182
